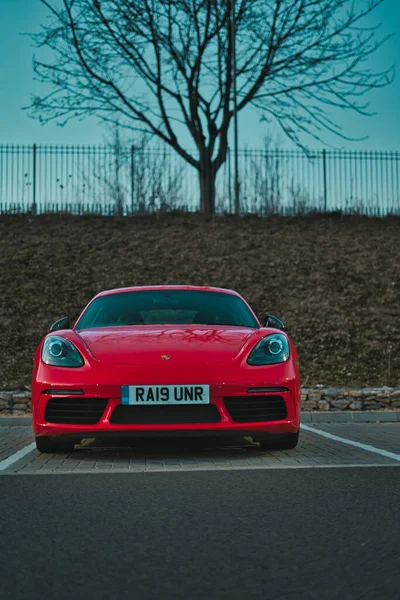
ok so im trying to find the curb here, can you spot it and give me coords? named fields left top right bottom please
left=0, top=412, right=399, bottom=427
left=0, top=417, right=32, bottom=426
left=301, top=411, right=400, bottom=423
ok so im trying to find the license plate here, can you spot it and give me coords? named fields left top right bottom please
left=121, top=385, right=210, bottom=405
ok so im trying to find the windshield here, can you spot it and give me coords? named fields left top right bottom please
left=75, top=290, right=259, bottom=329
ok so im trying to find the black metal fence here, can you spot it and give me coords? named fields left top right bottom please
left=0, top=144, right=399, bottom=215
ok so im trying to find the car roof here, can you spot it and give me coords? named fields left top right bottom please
left=95, top=285, right=241, bottom=299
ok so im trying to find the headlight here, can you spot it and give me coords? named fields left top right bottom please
left=42, top=336, right=84, bottom=367
left=247, top=334, right=290, bottom=365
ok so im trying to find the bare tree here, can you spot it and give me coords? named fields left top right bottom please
left=29, top=0, right=393, bottom=213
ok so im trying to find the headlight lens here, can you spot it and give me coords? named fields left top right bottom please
left=42, top=336, right=84, bottom=367
left=247, top=334, right=290, bottom=365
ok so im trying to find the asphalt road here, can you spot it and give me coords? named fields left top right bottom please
left=1, top=468, right=399, bottom=600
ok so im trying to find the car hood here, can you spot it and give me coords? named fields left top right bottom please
left=76, top=325, right=257, bottom=365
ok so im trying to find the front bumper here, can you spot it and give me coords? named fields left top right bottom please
left=32, top=361, right=301, bottom=439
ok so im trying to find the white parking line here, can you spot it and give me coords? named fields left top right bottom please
left=301, top=424, right=400, bottom=462
left=0, top=443, right=36, bottom=472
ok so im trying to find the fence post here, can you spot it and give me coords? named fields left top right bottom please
left=130, top=145, right=135, bottom=213
left=32, top=143, right=37, bottom=214
left=322, top=148, right=327, bottom=212
left=227, top=146, right=232, bottom=213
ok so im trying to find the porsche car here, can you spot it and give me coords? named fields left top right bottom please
left=32, top=286, right=301, bottom=453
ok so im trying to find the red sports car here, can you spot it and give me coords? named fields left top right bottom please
left=32, top=286, right=301, bottom=453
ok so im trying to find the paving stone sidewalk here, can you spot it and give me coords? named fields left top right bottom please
left=1, top=423, right=399, bottom=474
left=312, top=422, right=400, bottom=454
left=0, top=426, right=34, bottom=462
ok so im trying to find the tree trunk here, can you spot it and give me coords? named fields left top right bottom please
left=199, top=154, right=217, bottom=213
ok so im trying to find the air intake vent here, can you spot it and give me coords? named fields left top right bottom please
left=224, top=395, right=287, bottom=423
left=44, top=398, right=107, bottom=424
left=110, top=404, right=221, bottom=425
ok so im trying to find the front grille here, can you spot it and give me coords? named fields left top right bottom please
left=44, top=397, right=107, bottom=424
left=224, top=395, right=287, bottom=423
left=110, top=404, right=221, bottom=425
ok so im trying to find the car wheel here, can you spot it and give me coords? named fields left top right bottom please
left=257, top=430, right=299, bottom=450
left=35, top=436, right=75, bottom=454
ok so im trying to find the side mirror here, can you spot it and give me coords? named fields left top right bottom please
left=263, top=314, right=285, bottom=331
left=49, top=316, right=70, bottom=332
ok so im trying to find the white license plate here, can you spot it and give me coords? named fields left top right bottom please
left=121, top=385, right=210, bottom=405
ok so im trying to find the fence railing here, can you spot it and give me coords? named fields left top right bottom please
left=0, top=144, right=399, bottom=215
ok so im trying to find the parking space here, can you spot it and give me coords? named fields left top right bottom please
left=305, top=422, right=400, bottom=454
left=0, top=421, right=399, bottom=474
left=0, top=425, right=35, bottom=462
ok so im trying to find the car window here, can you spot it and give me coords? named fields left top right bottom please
left=75, top=290, right=259, bottom=329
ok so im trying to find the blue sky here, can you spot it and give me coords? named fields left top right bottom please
left=0, top=0, right=399, bottom=150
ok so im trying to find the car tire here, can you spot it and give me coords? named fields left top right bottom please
left=35, top=436, right=75, bottom=454
left=257, top=430, right=299, bottom=450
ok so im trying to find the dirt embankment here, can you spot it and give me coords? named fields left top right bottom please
left=0, top=212, right=399, bottom=388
